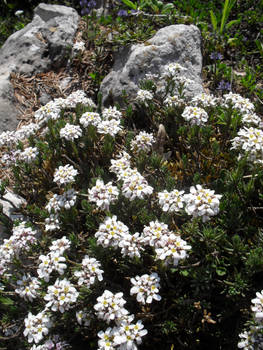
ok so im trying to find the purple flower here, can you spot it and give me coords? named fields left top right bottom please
left=88, top=0, right=96, bottom=8
left=217, top=80, right=231, bottom=91
left=117, top=9, right=128, bottom=16
left=210, top=52, right=223, bottom=60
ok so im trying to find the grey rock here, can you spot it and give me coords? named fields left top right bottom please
left=39, top=91, right=52, bottom=105
left=0, top=190, right=27, bottom=241
left=0, top=3, right=79, bottom=132
left=100, top=24, right=203, bottom=106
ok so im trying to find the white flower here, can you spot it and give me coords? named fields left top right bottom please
left=224, top=92, right=255, bottom=114
left=141, top=220, right=169, bottom=248
left=74, top=255, right=104, bottom=287
left=15, top=10, right=24, bottom=16
left=80, top=112, right=101, bottom=127
left=231, top=126, right=263, bottom=164
left=191, top=93, right=218, bottom=108
left=122, top=170, right=153, bottom=201
left=49, top=236, right=71, bottom=255
left=15, top=274, right=40, bottom=302
left=130, top=273, right=161, bottom=304
left=242, top=113, right=261, bottom=126
left=95, top=215, right=129, bottom=249
left=19, top=147, right=39, bottom=163
left=158, top=189, right=185, bottom=212
left=44, top=278, right=79, bottom=313
left=88, top=179, right=119, bottom=211
left=109, top=152, right=131, bottom=176
left=0, top=130, right=18, bottom=147
left=53, top=164, right=78, bottom=186
left=97, top=119, right=122, bottom=137
left=155, top=233, right=191, bottom=266
left=102, top=106, right=122, bottom=121
left=64, top=90, right=96, bottom=109
left=35, top=101, right=61, bottom=124
left=76, top=309, right=93, bottom=326
left=182, top=106, right=209, bottom=126
left=251, top=290, right=263, bottom=321
left=136, top=89, right=153, bottom=104
left=45, top=214, right=61, bottom=232
left=24, top=311, right=52, bottom=344
left=130, top=131, right=155, bottom=154
left=163, top=63, right=186, bottom=77
left=15, top=123, right=40, bottom=140
left=72, top=41, right=85, bottom=53
left=94, top=290, right=129, bottom=323
left=183, top=184, right=222, bottom=222
left=118, top=232, right=145, bottom=259
left=60, top=123, right=82, bottom=141
left=164, top=95, right=185, bottom=108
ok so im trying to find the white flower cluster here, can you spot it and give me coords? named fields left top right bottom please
left=45, top=214, right=61, bottom=232
left=64, top=90, right=96, bottom=109
left=136, top=89, right=154, bottom=104
left=182, top=106, right=209, bottom=126
left=184, top=184, right=222, bottom=222
left=35, top=101, right=62, bottom=124
left=130, top=131, right=155, bottom=154
left=53, top=164, right=78, bottom=186
left=238, top=326, right=263, bottom=349
left=231, top=126, right=263, bottom=164
left=241, top=113, right=261, bottom=126
left=98, top=316, right=147, bottom=350
left=0, top=130, right=17, bottom=147
left=15, top=123, right=40, bottom=141
left=74, top=255, right=104, bottom=287
left=0, top=222, right=37, bottom=275
left=109, top=152, right=131, bottom=177
left=95, top=216, right=145, bottom=259
left=60, top=123, right=82, bottom=141
left=80, top=111, right=102, bottom=127
left=102, top=106, right=123, bottom=121
left=49, top=236, right=71, bottom=255
left=251, top=290, right=263, bottom=322
left=224, top=92, right=255, bottom=114
left=45, top=189, right=77, bottom=214
left=15, top=274, right=41, bottom=302
left=44, top=278, right=79, bottom=313
left=155, top=233, right=191, bottom=266
left=37, top=240, right=69, bottom=282
left=97, top=119, right=122, bottom=137
left=76, top=309, right=93, bottom=326
left=95, top=215, right=129, bottom=249
left=88, top=179, right=119, bottom=211
left=0, top=150, right=21, bottom=167
left=130, top=273, right=161, bottom=304
left=191, top=93, right=218, bottom=108
left=72, top=41, right=85, bottom=54
left=141, top=220, right=191, bottom=266
left=24, top=311, right=52, bottom=344
left=37, top=253, right=67, bottom=281
left=121, top=169, right=153, bottom=201
left=164, top=95, right=185, bottom=108
left=158, top=189, right=185, bottom=212
left=238, top=291, right=263, bottom=349
left=29, top=335, right=69, bottom=350
left=19, top=146, right=39, bottom=163
left=163, top=62, right=187, bottom=77
left=94, top=290, right=129, bottom=323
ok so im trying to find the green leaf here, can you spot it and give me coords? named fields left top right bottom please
left=225, top=19, right=241, bottom=30
left=0, top=296, right=14, bottom=305
left=210, top=10, right=218, bottom=32
left=121, top=0, right=137, bottom=10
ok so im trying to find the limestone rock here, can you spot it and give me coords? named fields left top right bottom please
left=0, top=3, right=79, bottom=132
left=100, top=24, right=203, bottom=106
